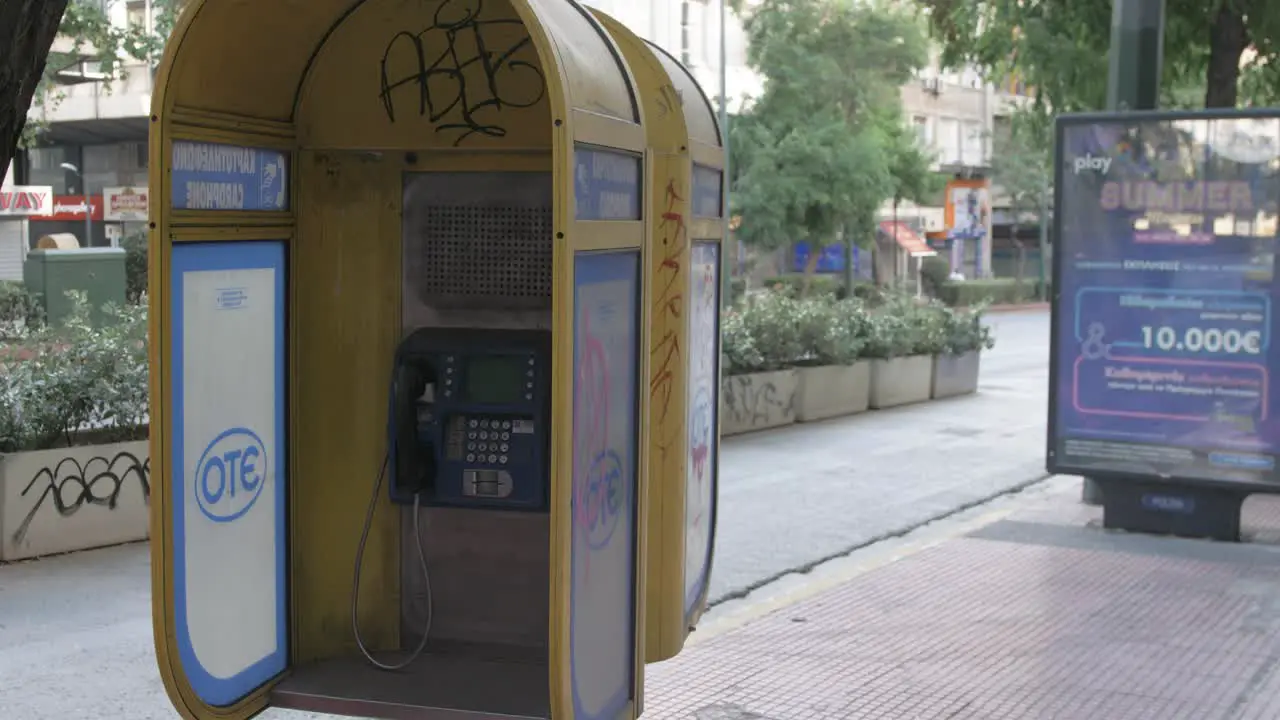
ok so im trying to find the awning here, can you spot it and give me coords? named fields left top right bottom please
left=879, top=221, right=937, bottom=258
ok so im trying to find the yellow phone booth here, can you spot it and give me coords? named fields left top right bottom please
left=142, top=1, right=722, bottom=718
left=587, top=11, right=726, bottom=662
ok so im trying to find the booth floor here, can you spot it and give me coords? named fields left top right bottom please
left=640, top=477, right=1280, bottom=720
left=274, top=650, right=549, bottom=718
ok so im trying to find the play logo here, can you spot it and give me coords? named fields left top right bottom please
left=1072, top=153, right=1113, bottom=174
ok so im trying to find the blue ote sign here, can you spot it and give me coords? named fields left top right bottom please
left=171, top=141, right=289, bottom=212
left=574, top=146, right=641, bottom=220
left=195, top=427, right=269, bottom=523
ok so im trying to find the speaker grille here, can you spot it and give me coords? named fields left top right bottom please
left=415, top=205, right=553, bottom=301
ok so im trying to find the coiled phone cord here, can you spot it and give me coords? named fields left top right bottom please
left=351, top=364, right=435, bottom=671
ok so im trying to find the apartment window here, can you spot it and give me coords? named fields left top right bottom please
left=912, top=116, right=931, bottom=147
left=26, top=146, right=77, bottom=195
left=126, top=1, right=148, bottom=30
left=937, top=118, right=961, bottom=164
left=962, top=121, right=985, bottom=166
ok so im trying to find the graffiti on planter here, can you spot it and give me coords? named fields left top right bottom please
left=11, top=451, right=151, bottom=547
left=722, top=375, right=794, bottom=430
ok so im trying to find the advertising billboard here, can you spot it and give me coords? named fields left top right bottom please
left=104, top=186, right=149, bottom=222
left=1049, top=110, right=1280, bottom=487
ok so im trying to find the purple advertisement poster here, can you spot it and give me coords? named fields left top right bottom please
left=1050, top=112, right=1280, bottom=485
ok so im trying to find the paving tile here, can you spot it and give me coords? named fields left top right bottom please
left=644, top=495, right=1280, bottom=720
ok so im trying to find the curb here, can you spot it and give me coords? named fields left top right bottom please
left=984, top=302, right=1049, bottom=313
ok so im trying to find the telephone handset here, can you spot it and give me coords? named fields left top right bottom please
left=388, top=327, right=551, bottom=511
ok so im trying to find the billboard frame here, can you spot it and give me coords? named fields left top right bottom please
left=1047, top=107, right=1280, bottom=540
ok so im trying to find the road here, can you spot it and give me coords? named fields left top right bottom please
left=0, top=309, right=1049, bottom=719
left=708, top=307, right=1049, bottom=604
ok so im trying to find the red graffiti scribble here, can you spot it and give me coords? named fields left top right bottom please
left=651, top=179, right=687, bottom=426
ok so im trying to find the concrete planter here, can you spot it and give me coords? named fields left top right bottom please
left=868, top=355, right=933, bottom=410
left=721, top=369, right=798, bottom=437
left=795, top=361, right=872, bottom=422
left=932, top=351, right=982, bottom=399
left=0, top=440, right=150, bottom=561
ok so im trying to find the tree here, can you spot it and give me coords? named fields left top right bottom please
left=0, top=0, right=69, bottom=176
left=988, top=112, right=1050, bottom=291
left=729, top=0, right=934, bottom=291
left=919, top=0, right=1280, bottom=111
left=0, top=0, right=177, bottom=175
left=874, top=105, right=943, bottom=285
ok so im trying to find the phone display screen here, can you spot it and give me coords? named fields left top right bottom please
left=463, top=355, right=528, bottom=405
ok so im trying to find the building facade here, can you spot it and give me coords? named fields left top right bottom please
left=6, top=0, right=1029, bottom=284
left=7, top=0, right=155, bottom=263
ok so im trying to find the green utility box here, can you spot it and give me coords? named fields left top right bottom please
left=24, top=248, right=128, bottom=327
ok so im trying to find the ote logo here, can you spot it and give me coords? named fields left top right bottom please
left=195, top=427, right=268, bottom=523
left=1072, top=153, right=1113, bottom=175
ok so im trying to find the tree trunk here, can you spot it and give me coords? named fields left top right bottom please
left=1011, top=221, right=1026, bottom=296
left=0, top=0, right=68, bottom=176
left=1204, top=2, right=1250, bottom=108
left=800, top=239, right=820, bottom=298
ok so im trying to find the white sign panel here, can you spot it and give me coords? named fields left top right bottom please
left=684, top=242, right=719, bottom=617
left=0, top=186, right=54, bottom=217
left=570, top=251, right=640, bottom=719
left=171, top=241, right=286, bottom=707
left=104, top=186, right=149, bottom=221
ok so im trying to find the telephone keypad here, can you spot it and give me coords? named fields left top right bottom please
left=458, top=414, right=533, bottom=469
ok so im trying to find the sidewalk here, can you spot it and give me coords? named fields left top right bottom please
left=643, top=476, right=1280, bottom=720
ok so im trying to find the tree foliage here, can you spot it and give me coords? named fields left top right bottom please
left=0, top=0, right=69, bottom=176
left=919, top=0, right=1280, bottom=111
left=1, top=0, right=183, bottom=171
left=988, top=111, right=1051, bottom=284
left=24, top=1, right=180, bottom=146
left=729, top=0, right=935, bottom=253
left=990, top=114, right=1050, bottom=221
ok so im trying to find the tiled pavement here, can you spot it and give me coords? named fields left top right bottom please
left=643, top=479, right=1280, bottom=720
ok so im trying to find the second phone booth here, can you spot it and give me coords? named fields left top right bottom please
left=583, top=11, right=727, bottom=663
left=145, top=0, right=714, bottom=718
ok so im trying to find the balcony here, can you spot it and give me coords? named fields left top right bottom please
left=28, top=56, right=153, bottom=144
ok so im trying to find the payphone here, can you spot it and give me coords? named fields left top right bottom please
left=353, top=327, right=552, bottom=672
left=349, top=169, right=559, bottom=682
left=387, top=328, right=552, bottom=509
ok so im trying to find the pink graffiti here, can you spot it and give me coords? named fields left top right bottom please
left=573, top=308, right=612, bottom=574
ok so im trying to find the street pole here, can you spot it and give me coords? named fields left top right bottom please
left=719, top=0, right=732, bottom=301
left=1037, top=187, right=1049, bottom=300
left=1106, top=0, right=1165, bottom=112
left=1082, top=0, right=1166, bottom=506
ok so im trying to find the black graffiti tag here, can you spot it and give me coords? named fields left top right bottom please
left=378, top=0, right=547, bottom=146
left=12, top=451, right=151, bottom=547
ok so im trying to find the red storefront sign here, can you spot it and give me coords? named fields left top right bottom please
left=35, top=195, right=105, bottom=222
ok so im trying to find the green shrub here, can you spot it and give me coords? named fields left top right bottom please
left=739, top=289, right=805, bottom=370
left=122, top=231, right=149, bottom=304
left=721, top=286, right=949, bottom=373
left=727, top=277, right=747, bottom=306
left=0, top=281, right=45, bottom=339
left=761, top=274, right=842, bottom=298
left=849, top=282, right=886, bottom=304
left=721, top=308, right=765, bottom=375
left=920, top=255, right=951, bottom=297
left=940, top=301, right=997, bottom=355
left=0, top=290, right=148, bottom=452
left=792, top=296, right=870, bottom=366
left=862, top=291, right=949, bottom=358
left=938, top=278, right=1039, bottom=307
